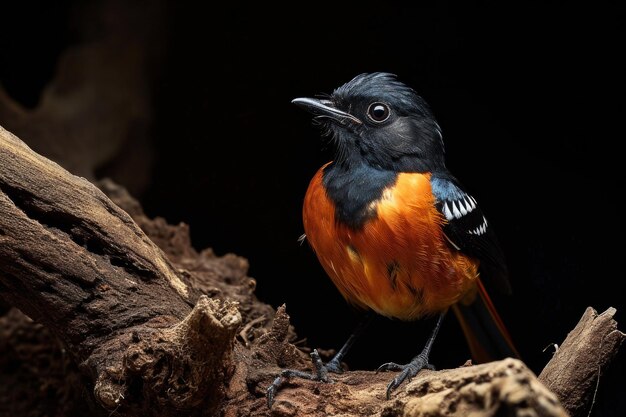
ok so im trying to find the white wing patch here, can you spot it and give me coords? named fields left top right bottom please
left=452, top=201, right=462, bottom=218
left=465, top=196, right=477, bottom=210
left=468, top=216, right=489, bottom=236
left=442, top=194, right=476, bottom=221
left=458, top=200, right=468, bottom=216
left=442, top=202, right=453, bottom=220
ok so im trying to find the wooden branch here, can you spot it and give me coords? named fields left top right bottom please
left=224, top=305, right=570, bottom=417
left=253, top=360, right=566, bottom=417
left=232, top=307, right=622, bottom=417
left=539, top=307, right=625, bottom=417
left=0, top=125, right=238, bottom=415
left=94, top=296, right=241, bottom=415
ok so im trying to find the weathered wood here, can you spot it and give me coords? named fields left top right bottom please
left=223, top=306, right=569, bottom=417
left=0, top=174, right=269, bottom=416
left=0, top=124, right=192, bottom=340
left=94, top=295, right=241, bottom=416
left=0, top=125, right=238, bottom=415
left=539, top=307, right=625, bottom=417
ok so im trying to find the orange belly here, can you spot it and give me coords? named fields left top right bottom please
left=303, top=165, right=479, bottom=320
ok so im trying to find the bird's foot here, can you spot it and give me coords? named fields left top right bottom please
left=377, top=354, right=435, bottom=399
left=266, top=349, right=343, bottom=408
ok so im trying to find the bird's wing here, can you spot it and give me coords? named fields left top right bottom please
left=430, top=174, right=511, bottom=294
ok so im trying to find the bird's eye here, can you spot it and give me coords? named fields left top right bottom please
left=367, top=102, right=391, bottom=123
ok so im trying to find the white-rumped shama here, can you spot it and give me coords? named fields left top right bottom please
left=267, top=73, right=518, bottom=407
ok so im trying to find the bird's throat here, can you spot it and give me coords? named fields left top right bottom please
left=322, top=162, right=398, bottom=229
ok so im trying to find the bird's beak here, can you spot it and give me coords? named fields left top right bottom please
left=292, top=97, right=362, bottom=126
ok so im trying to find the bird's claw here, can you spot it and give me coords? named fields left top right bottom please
left=378, top=355, right=434, bottom=399
left=376, top=362, right=404, bottom=373
left=266, top=376, right=282, bottom=408
left=266, top=349, right=340, bottom=408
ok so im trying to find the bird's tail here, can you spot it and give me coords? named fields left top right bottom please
left=451, top=278, right=520, bottom=363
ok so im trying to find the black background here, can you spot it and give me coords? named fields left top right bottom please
left=1, top=2, right=624, bottom=416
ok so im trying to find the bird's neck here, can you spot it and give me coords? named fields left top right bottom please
left=322, top=161, right=397, bottom=229
left=338, top=141, right=445, bottom=174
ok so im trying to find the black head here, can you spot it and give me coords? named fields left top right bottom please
left=293, top=73, right=445, bottom=172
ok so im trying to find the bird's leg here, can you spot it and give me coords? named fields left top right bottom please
left=377, top=312, right=446, bottom=399
left=266, top=314, right=372, bottom=408
left=322, top=313, right=372, bottom=373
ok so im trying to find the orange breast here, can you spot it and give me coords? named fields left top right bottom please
left=303, top=164, right=479, bottom=320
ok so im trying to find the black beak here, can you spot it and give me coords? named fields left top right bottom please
left=292, top=97, right=362, bottom=126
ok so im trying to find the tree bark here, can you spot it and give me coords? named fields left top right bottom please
left=0, top=125, right=236, bottom=415
left=1, top=124, right=624, bottom=416
left=539, top=307, right=625, bottom=417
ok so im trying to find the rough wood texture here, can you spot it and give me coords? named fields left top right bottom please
left=1, top=173, right=276, bottom=416
left=0, top=125, right=234, bottom=415
left=1, top=124, right=623, bottom=416
left=0, top=124, right=193, bottom=323
left=224, top=306, right=568, bottom=417
left=539, top=307, right=625, bottom=417
left=94, top=296, right=241, bottom=415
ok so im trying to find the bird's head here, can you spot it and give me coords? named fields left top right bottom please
left=293, top=72, right=445, bottom=172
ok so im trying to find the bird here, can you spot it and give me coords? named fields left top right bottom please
left=267, top=72, right=518, bottom=407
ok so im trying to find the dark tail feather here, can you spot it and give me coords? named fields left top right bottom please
left=452, top=278, right=520, bottom=363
